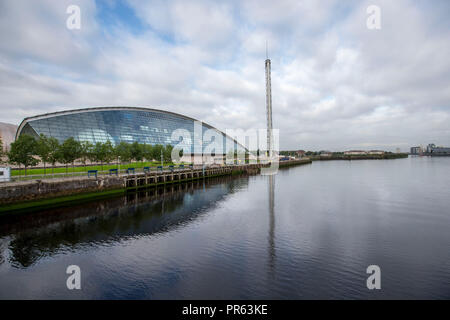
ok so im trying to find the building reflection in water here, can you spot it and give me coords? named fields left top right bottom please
left=0, top=175, right=249, bottom=268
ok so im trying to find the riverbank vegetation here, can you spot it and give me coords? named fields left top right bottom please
left=308, top=153, right=408, bottom=161
left=280, top=150, right=408, bottom=161
left=7, top=134, right=183, bottom=176
left=10, top=161, right=180, bottom=177
left=0, top=137, right=4, bottom=164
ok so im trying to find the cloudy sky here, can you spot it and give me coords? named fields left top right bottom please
left=0, top=0, right=449, bottom=151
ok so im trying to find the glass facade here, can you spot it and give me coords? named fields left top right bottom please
left=18, top=108, right=244, bottom=154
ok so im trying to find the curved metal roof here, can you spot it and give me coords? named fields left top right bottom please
left=16, top=106, right=247, bottom=151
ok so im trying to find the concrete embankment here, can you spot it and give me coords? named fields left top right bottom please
left=0, top=176, right=125, bottom=206
left=0, top=159, right=312, bottom=214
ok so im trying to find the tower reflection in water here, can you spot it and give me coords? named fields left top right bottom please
left=268, top=174, right=276, bottom=280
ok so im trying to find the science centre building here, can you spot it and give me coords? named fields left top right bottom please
left=15, top=107, right=247, bottom=161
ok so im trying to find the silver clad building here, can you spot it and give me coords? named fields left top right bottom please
left=16, top=107, right=247, bottom=161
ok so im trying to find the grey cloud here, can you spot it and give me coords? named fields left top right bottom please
left=0, top=0, right=449, bottom=152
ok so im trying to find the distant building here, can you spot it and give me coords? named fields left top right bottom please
left=296, top=150, right=306, bottom=158
left=344, top=150, right=367, bottom=155
left=0, top=122, right=18, bottom=151
left=411, top=143, right=450, bottom=156
left=320, top=151, right=332, bottom=157
left=430, top=147, right=450, bottom=156
left=426, top=143, right=436, bottom=153
left=368, top=150, right=385, bottom=155
left=410, top=146, right=422, bottom=155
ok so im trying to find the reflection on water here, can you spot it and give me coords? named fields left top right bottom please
left=1, top=157, right=450, bottom=299
left=267, top=174, right=276, bottom=280
left=0, top=176, right=248, bottom=269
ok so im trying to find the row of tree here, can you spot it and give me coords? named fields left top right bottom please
left=279, top=150, right=332, bottom=157
left=7, top=134, right=183, bottom=175
left=0, top=137, right=4, bottom=163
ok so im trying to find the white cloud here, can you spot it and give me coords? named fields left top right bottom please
left=0, top=0, right=449, bottom=151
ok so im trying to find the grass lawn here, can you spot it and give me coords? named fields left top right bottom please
left=11, top=161, right=188, bottom=177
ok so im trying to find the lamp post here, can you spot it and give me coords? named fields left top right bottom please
left=161, top=149, right=163, bottom=168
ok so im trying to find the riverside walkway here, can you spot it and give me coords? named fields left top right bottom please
left=0, top=159, right=312, bottom=209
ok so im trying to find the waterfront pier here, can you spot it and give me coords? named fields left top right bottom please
left=0, top=159, right=311, bottom=212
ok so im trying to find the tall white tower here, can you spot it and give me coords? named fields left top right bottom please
left=265, top=57, right=273, bottom=158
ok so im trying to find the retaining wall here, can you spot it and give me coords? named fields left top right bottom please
left=0, top=159, right=312, bottom=207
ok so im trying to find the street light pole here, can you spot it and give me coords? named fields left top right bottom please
left=161, top=149, right=163, bottom=168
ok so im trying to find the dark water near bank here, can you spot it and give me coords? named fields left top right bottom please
left=1, top=156, right=450, bottom=299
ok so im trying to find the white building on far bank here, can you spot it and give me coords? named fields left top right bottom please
left=344, top=150, right=367, bottom=155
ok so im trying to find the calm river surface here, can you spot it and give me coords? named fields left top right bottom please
left=1, top=156, right=450, bottom=299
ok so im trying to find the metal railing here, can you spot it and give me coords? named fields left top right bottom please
left=9, top=164, right=202, bottom=182
left=7, top=161, right=272, bottom=183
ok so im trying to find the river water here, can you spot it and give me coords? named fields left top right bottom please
left=0, top=156, right=449, bottom=299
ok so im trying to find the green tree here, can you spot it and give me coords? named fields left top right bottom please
left=87, top=143, right=98, bottom=164
left=142, top=144, right=154, bottom=162
left=152, top=144, right=163, bottom=164
left=36, top=134, right=52, bottom=175
left=163, top=145, right=173, bottom=163
left=163, top=145, right=182, bottom=163
left=8, top=135, right=39, bottom=176
left=0, top=137, right=4, bottom=164
left=130, top=141, right=144, bottom=163
left=103, top=141, right=115, bottom=167
left=115, top=142, right=132, bottom=164
left=79, top=141, right=94, bottom=168
left=92, top=141, right=115, bottom=171
left=59, top=137, right=81, bottom=174
left=47, top=137, right=61, bottom=175
left=91, top=142, right=103, bottom=169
